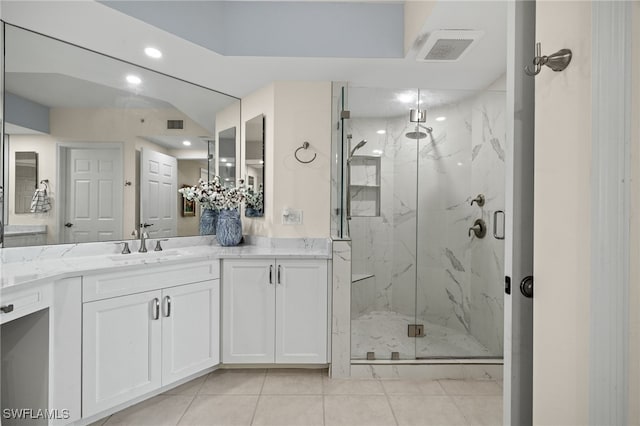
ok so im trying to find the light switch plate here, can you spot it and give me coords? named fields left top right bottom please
left=282, top=208, right=303, bottom=225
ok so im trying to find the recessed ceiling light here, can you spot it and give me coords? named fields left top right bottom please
left=457, top=162, right=463, bottom=166
left=373, top=149, right=384, bottom=155
left=220, top=158, right=227, bottom=163
left=225, top=163, right=233, bottom=167
left=144, top=47, right=162, bottom=59
left=436, top=116, right=447, bottom=122
left=376, top=130, right=386, bottom=135
left=182, top=140, right=191, bottom=146
left=397, top=93, right=414, bottom=103
left=259, top=160, right=264, bottom=164
left=126, top=75, right=141, bottom=85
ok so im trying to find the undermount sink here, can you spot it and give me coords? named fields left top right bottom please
left=108, top=249, right=183, bottom=262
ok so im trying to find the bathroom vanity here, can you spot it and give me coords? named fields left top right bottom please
left=0, top=237, right=331, bottom=425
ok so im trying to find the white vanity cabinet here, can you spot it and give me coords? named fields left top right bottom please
left=82, top=262, right=219, bottom=417
left=222, top=258, right=328, bottom=364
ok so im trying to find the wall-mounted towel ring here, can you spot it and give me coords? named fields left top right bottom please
left=294, top=141, right=317, bottom=164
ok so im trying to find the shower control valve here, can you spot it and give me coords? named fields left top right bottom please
left=470, top=194, right=485, bottom=207
left=468, top=219, right=487, bottom=239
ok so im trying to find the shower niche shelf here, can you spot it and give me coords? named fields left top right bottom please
left=350, top=156, right=381, bottom=217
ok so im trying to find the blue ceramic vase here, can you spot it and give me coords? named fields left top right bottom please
left=216, top=209, right=242, bottom=246
left=199, top=208, right=218, bottom=236
left=245, top=207, right=263, bottom=217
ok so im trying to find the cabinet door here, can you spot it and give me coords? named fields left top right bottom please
left=162, top=280, right=219, bottom=384
left=83, top=290, right=162, bottom=417
left=222, top=259, right=275, bottom=363
left=275, top=259, right=328, bottom=363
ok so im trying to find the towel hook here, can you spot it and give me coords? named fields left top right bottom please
left=294, top=141, right=317, bottom=164
left=524, top=42, right=572, bottom=76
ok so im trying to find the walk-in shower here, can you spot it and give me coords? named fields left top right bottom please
left=332, top=84, right=507, bottom=363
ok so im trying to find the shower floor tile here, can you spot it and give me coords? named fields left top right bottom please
left=351, top=311, right=494, bottom=359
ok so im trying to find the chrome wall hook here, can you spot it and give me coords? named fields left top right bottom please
left=524, top=42, right=572, bottom=76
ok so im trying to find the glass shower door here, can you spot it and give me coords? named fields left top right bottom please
left=415, top=88, right=506, bottom=359
left=349, top=86, right=419, bottom=360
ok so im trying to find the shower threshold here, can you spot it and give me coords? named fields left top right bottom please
left=351, top=358, right=503, bottom=365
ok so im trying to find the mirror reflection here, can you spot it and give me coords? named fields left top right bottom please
left=218, top=127, right=236, bottom=187
left=2, top=24, right=240, bottom=247
left=244, top=114, right=265, bottom=217
left=14, top=151, right=38, bottom=214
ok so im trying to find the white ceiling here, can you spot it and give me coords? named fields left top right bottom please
left=3, top=24, right=239, bottom=150
left=1, top=1, right=507, bottom=100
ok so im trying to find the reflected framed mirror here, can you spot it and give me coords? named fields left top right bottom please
left=14, top=151, right=38, bottom=214
left=218, top=127, right=236, bottom=187
left=1, top=23, right=240, bottom=247
left=244, top=114, right=265, bottom=217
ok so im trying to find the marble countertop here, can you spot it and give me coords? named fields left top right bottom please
left=0, top=236, right=332, bottom=291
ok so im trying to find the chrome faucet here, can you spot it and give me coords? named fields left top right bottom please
left=139, top=230, right=149, bottom=253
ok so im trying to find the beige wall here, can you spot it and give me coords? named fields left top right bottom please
left=533, top=2, right=591, bottom=424
left=240, top=82, right=332, bottom=238
left=241, top=84, right=275, bottom=236
left=176, top=159, right=207, bottom=237
left=7, top=134, right=58, bottom=244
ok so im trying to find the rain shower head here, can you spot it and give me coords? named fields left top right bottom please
left=405, top=125, right=433, bottom=140
left=349, top=139, right=367, bottom=158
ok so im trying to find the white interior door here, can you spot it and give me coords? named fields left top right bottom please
left=504, top=1, right=535, bottom=424
left=140, top=148, right=177, bottom=238
left=65, top=147, right=123, bottom=243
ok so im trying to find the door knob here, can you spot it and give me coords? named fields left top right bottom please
left=141, top=222, right=154, bottom=228
left=520, top=276, right=534, bottom=298
left=64, top=222, right=73, bottom=228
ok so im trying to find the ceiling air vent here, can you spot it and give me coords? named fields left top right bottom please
left=167, top=119, right=184, bottom=129
left=417, top=30, right=484, bottom=62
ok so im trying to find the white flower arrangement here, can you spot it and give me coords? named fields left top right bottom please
left=178, top=176, right=246, bottom=211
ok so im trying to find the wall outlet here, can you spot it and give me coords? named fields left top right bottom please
left=282, top=208, right=303, bottom=225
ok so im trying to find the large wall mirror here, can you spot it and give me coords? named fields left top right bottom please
left=1, top=24, right=240, bottom=247
left=244, top=114, right=264, bottom=217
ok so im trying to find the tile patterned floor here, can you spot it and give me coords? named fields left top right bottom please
left=92, top=369, right=503, bottom=426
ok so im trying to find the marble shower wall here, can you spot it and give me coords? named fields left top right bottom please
left=349, top=87, right=506, bottom=357
left=349, top=116, right=417, bottom=318
left=416, top=89, right=506, bottom=356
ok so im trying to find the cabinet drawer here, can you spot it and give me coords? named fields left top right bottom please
left=83, top=261, right=219, bottom=302
left=0, top=283, right=52, bottom=325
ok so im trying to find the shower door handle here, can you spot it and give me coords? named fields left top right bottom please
left=493, top=210, right=505, bottom=240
